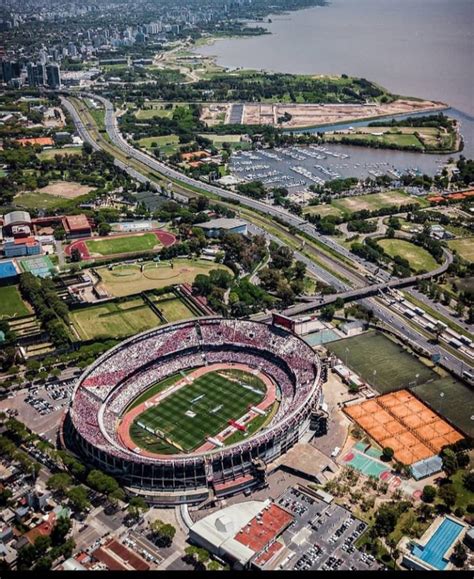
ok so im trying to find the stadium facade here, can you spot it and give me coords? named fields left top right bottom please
left=63, top=318, right=322, bottom=505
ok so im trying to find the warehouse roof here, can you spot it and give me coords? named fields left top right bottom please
left=196, top=218, right=247, bottom=230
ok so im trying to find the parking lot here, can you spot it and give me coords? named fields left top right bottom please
left=276, top=487, right=383, bottom=571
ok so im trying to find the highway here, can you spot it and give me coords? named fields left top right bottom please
left=61, top=93, right=472, bottom=379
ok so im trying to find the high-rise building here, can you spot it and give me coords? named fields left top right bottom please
left=1, top=60, right=21, bottom=83
left=46, top=63, right=61, bottom=89
left=27, top=63, right=45, bottom=87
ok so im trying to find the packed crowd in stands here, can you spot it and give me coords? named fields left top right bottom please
left=70, top=318, right=321, bottom=464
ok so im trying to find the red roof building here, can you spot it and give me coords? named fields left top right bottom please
left=62, top=215, right=92, bottom=239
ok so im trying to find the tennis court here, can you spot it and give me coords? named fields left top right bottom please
left=345, top=390, right=464, bottom=465
left=19, top=255, right=55, bottom=278
left=343, top=449, right=389, bottom=478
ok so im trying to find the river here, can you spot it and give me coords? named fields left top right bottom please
left=197, top=0, right=473, bottom=117
left=196, top=0, right=474, bottom=173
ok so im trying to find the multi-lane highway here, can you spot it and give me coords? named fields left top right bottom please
left=61, top=93, right=472, bottom=379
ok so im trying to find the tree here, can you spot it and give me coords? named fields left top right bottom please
left=381, top=447, right=394, bottom=462
left=150, top=519, right=176, bottom=547
left=438, top=484, right=457, bottom=509
left=86, top=469, right=119, bottom=494
left=128, top=496, right=148, bottom=519
left=451, top=541, right=467, bottom=567
left=441, top=449, right=458, bottom=478
left=70, top=247, right=81, bottom=262
left=98, top=222, right=112, bottom=236
left=51, top=517, right=71, bottom=546
left=374, top=504, right=398, bottom=536
left=108, top=487, right=126, bottom=506
left=463, top=471, right=474, bottom=493
left=67, top=486, right=90, bottom=512
left=421, top=485, right=436, bottom=503
left=46, top=472, right=72, bottom=495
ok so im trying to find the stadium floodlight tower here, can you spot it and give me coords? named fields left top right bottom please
left=62, top=317, right=322, bottom=505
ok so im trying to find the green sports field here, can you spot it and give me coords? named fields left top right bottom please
left=327, top=331, right=437, bottom=393
left=0, top=286, right=31, bottom=319
left=412, top=377, right=474, bottom=437
left=71, top=297, right=161, bottom=340
left=86, top=233, right=161, bottom=256
left=377, top=238, right=438, bottom=273
left=130, top=369, right=267, bottom=454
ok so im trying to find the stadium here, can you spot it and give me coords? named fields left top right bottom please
left=63, top=318, right=322, bottom=505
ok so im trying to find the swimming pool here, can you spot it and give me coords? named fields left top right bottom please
left=411, top=517, right=464, bottom=570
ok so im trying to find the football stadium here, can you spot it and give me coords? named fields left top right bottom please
left=63, top=318, right=322, bottom=505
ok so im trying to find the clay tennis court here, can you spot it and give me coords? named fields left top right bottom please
left=345, top=390, right=463, bottom=465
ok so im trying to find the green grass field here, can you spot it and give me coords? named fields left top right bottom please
left=136, top=105, right=175, bottom=120
left=86, top=233, right=161, bottom=256
left=138, top=135, right=180, bottom=156
left=412, top=377, right=474, bottom=437
left=130, top=369, right=267, bottom=453
left=153, top=295, right=196, bottom=322
left=38, top=147, right=82, bottom=160
left=304, top=190, right=425, bottom=218
left=71, top=298, right=161, bottom=340
left=448, top=238, right=474, bottom=263
left=377, top=238, right=438, bottom=272
left=14, top=191, right=69, bottom=210
left=327, top=331, right=436, bottom=393
left=0, top=286, right=31, bottom=319
left=326, top=130, right=423, bottom=150
left=98, top=258, right=232, bottom=297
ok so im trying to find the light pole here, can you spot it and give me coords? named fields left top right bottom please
left=439, top=392, right=445, bottom=417
left=345, top=347, right=349, bottom=368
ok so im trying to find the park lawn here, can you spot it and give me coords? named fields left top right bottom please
left=86, top=233, right=160, bottom=256
left=13, top=191, right=71, bottom=210
left=136, top=105, right=175, bottom=120
left=70, top=298, right=161, bottom=340
left=98, top=258, right=232, bottom=297
left=327, top=331, right=437, bottom=393
left=377, top=239, right=438, bottom=273
left=138, top=135, right=180, bottom=156
left=38, top=147, right=82, bottom=160
left=448, top=238, right=474, bottom=263
left=303, top=204, right=344, bottom=218
left=327, top=131, right=423, bottom=150
left=449, top=468, right=474, bottom=510
left=0, top=286, right=31, bottom=319
left=154, top=297, right=196, bottom=322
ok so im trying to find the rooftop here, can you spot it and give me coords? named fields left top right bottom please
left=196, top=218, right=247, bottom=230
left=63, top=214, right=91, bottom=232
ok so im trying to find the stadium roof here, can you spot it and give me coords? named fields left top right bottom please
left=190, top=500, right=269, bottom=565
left=3, top=211, right=31, bottom=227
left=196, top=218, right=247, bottom=230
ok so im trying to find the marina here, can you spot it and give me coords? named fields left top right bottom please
left=229, top=142, right=446, bottom=192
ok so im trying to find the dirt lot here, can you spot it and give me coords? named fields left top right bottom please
left=38, top=180, right=94, bottom=198
left=201, top=99, right=445, bottom=128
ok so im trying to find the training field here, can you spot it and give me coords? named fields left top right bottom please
left=71, top=297, right=161, bottom=340
left=86, top=232, right=161, bottom=257
left=448, top=238, right=474, bottom=263
left=0, top=286, right=31, bottom=319
left=328, top=331, right=436, bottom=393
left=98, top=259, right=232, bottom=297
left=38, top=147, right=83, bottom=160
left=413, top=377, right=474, bottom=437
left=378, top=238, right=438, bottom=273
left=129, top=368, right=267, bottom=454
left=151, top=292, right=196, bottom=322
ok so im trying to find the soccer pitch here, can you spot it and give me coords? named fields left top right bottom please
left=130, top=370, right=267, bottom=454
left=327, top=331, right=437, bottom=393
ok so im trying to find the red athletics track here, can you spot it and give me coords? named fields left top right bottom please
left=64, top=229, right=176, bottom=260
left=117, top=363, right=277, bottom=459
